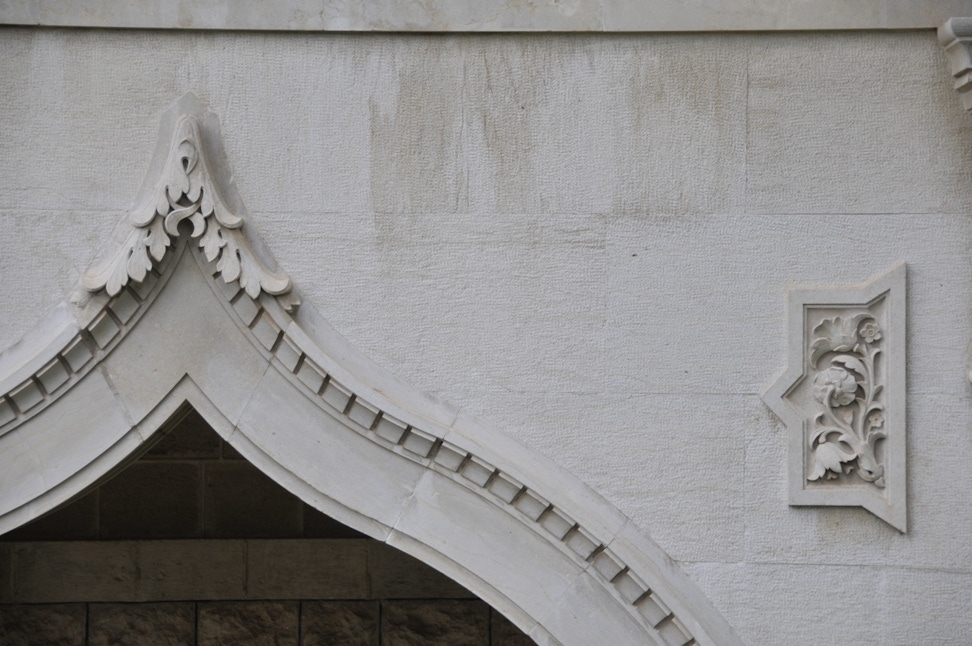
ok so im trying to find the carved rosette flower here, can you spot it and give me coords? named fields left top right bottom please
left=812, top=367, right=858, bottom=407
left=80, top=113, right=296, bottom=310
left=860, top=321, right=882, bottom=344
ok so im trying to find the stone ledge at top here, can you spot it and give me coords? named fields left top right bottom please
left=1, top=0, right=971, bottom=31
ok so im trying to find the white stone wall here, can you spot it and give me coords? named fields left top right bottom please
left=2, top=28, right=972, bottom=644
left=2, top=0, right=969, bottom=30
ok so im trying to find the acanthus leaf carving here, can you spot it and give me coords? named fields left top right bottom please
left=80, top=101, right=296, bottom=311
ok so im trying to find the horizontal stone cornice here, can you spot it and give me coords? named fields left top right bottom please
left=2, top=0, right=969, bottom=32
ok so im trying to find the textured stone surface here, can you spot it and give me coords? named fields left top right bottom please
left=0, top=603, right=85, bottom=646
left=1, top=491, right=98, bottom=541
left=198, top=601, right=299, bottom=646
left=6, top=540, right=246, bottom=603
left=302, top=600, right=379, bottom=646
left=303, top=504, right=368, bottom=539
left=221, top=441, right=245, bottom=460
left=146, top=409, right=223, bottom=459
left=203, top=461, right=302, bottom=538
left=2, top=536, right=503, bottom=606
left=89, top=602, right=194, bottom=646
left=99, top=462, right=202, bottom=539
left=11, top=542, right=137, bottom=602
left=135, top=540, right=246, bottom=601
left=247, top=539, right=369, bottom=599
left=682, top=562, right=963, bottom=646
left=745, top=35, right=969, bottom=216
left=0, top=544, right=9, bottom=602
left=0, top=407, right=359, bottom=543
left=382, top=600, right=489, bottom=646
left=369, top=542, right=474, bottom=599
left=492, top=612, right=537, bottom=646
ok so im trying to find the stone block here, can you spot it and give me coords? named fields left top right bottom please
left=302, top=505, right=367, bottom=539
left=389, top=475, right=578, bottom=625
left=221, top=441, right=245, bottom=460
left=0, top=544, right=10, bottom=602
left=203, top=461, right=301, bottom=538
left=198, top=601, right=298, bottom=646
left=235, top=368, right=427, bottom=537
left=538, top=571, right=652, bottom=646
left=490, top=611, right=535, bottom=646
left=883, top=568, right=972, bottom=645
left=0, top=603, right=86, bottom=646
left=247, top=539, right=369, bottom=599
left=11, top=541, right=137, bottom=602
left=301, top=600, right=379, bottom=646
left=1, top=491, right=98, bottom=541
left=89, top=602, right=194, bottom=646
left=135, top=540, right=246, bottom=601
left=145, top=409, right=222, bottom=459
left=0, top=373, right=133, bottom=534
left=99, top=462, right=202, bottom=539
left=369, top=542, right=473, bottom=599
left=381, top=600, right=489, bottom=646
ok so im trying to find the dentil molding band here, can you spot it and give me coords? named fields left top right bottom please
left=0, top=94, right=743, bottom=646
left=763, top=265, right=907, bottom=532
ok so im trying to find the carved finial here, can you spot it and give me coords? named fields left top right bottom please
left=939, top=18, right=972, bottom=111
left=81, top=96, right=296, bottom=309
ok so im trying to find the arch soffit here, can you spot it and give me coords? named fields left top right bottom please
left=0, top=94, right=742, bottom=646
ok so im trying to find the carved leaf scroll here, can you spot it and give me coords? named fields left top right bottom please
left=807, top=315, right=885, bottom=487
left=81, top=102, right=296, bottom=311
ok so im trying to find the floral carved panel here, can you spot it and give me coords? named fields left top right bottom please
left=763, top=264, right=906, bottom=531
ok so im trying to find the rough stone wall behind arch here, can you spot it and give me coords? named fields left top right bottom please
left=0, top=410, right=533, bottom=645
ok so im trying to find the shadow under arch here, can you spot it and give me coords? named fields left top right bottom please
left=0, top=94, right=743, bottom=646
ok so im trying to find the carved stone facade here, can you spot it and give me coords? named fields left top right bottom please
left=2, top=19, right=972, bottom=646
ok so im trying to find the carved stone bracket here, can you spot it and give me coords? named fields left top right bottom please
left=763, top=264, right=906, bottom=532
left=939, top=19, right=972, bottom=388
left=80, top=93, right=299, bottom=312
left=940, top=18, right=972, bottom=111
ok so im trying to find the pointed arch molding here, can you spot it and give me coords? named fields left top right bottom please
left=0, top=95, right=741, bottom=646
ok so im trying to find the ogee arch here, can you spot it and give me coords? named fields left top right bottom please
left=0, top=94, right=742, bottom=646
